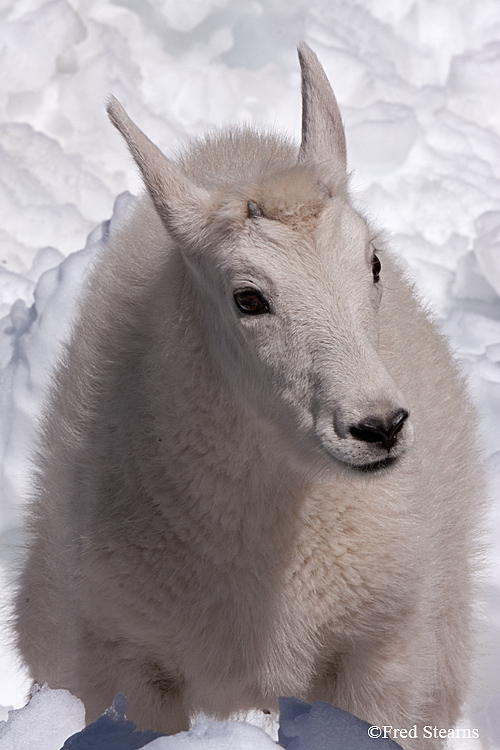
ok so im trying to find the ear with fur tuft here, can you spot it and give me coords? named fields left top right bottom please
left=107, top=96, right=211, bottom=240
left=297, top=43, right=347, bottom=174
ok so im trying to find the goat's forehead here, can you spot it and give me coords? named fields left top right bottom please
left=224, top=200, right=369, bottom=286
left=260, top=199, right=370, bottom=265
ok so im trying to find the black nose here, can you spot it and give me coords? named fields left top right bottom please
left=349, top=409, right=409, bottom=452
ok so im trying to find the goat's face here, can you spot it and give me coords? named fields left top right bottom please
left=188, top=186, right=413, bottom=472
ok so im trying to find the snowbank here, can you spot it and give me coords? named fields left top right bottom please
left=1, top=688, right=408, bottom=750
left=0, top=685, right=85, bottom=750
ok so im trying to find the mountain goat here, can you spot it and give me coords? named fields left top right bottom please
left=15, top=44, right=483, bottom=749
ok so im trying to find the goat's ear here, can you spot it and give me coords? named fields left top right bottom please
left=297, top=44, right=347, bottom=175
left=107, top=97, right=211, bottom=242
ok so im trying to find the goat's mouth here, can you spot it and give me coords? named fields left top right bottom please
left=344, top=454, right=399, bottom=473
left=316, top=439, right=403, bottom=474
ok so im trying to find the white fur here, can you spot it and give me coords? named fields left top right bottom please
left=15, top=45, right=483, bottom=749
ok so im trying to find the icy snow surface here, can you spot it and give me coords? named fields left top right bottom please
left=0, top=685, right=85, bottom=750
left=1, top=0, right=500, bottom=747
left=1, top=691, right=406, bottom=750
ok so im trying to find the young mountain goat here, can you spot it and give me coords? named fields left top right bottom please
left=15, top=44, right=483, bottom=749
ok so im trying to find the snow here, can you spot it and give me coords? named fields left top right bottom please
left=0, top=0, right=500, bottom=746
left=59, top=692, right=279, bottom=750
left=277, top=696, right=405, bottom=749
left=1, top=691, right=400, bottom=750
left=0, top=685, right=85, bottom=750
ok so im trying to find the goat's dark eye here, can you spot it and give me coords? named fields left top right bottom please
left=234, top=288, right=270, bottom=315
left=372, top=254, right=381, bottom=283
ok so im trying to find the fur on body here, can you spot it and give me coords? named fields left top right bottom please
left=15, top=45, right=483, bottom=748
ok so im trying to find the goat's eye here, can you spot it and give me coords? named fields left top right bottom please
left=234, top=288, right=270, bottom=315
left=372, top=254, right=381, bottom=283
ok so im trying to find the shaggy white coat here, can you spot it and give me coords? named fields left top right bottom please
left=15, top=44, right=483, bottom=750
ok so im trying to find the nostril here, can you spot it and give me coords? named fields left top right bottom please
left=389, top=409, right=409, bottom=440
left=349, top=409, right=409, bottom=451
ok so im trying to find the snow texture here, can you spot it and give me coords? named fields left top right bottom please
left=278, top=697, right=404, bottom=750
left=0, top=685, right=85, bottom=750
left=61, top=693, right=164, bottom=750
left=0, top=690, right=404, bottom=750
left=59, top=692, right=279, bottom=750
left=0, top=0, right=500, bottom=747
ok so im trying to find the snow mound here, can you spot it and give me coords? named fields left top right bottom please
left=278, top=696, right=403, bottom=750
left=62, top=693, right=164, bottom=750
left=1, top=689, right=407, bottom=750
left=0, top=684, right=85, bottom=750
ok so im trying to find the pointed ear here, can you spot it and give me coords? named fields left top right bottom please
left=297, top=43, right=347, bottom=174
left=107, top=96, right=211, bottom=242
